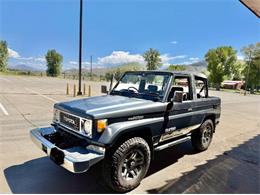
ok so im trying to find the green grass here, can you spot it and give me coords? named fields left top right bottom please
left=221, top=88, right=240, bottom=93
left=0, top=69, right=44, bottom=76
left=221, top=88, right=260, bottom=95
left=0, top=70, right=106, bottom=82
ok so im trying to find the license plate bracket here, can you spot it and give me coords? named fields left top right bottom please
left=50, top=147, right=65, bottom=165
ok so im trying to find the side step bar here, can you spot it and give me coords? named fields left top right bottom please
left=154, top=136, right=191, bottom=151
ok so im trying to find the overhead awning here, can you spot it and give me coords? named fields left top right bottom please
left=240, top=0, right=260, bottom=18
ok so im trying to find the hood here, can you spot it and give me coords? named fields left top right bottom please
left=55, top=95, right=166, bottom=119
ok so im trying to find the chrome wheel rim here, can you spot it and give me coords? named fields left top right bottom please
left=202, top=124, right=212, bottom=147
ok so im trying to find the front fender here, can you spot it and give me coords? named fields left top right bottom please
left=98, top=117, right=164, bottom=145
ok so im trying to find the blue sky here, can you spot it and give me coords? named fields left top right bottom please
left=0, top=0, right=259, bottom=70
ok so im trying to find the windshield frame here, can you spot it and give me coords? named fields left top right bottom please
left=110, top=71, right=173, bottom=102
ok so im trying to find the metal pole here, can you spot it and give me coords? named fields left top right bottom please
left=77, top=0, right=83, bottom=95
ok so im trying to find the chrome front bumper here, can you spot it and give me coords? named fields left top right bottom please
left=30, top=127, right=105, bottom=173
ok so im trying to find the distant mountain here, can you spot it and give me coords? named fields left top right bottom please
left=184, top=60, right=208, bottom=73
left=63, top=62, right=145, bottom=76
left=8, top=64, right=42, bottom=72
left=189, top=60, right=207, bottom=67
left=63, top=61, right=208, bottom=76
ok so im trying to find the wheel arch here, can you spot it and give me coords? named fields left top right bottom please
left=105, top=127, right=154, bottom=157
left=202, top=114, right=216, bottom=131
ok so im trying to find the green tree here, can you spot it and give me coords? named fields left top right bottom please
left=167, top=64, right=187, bottom=71
left=231, top=61, right=245, bottom=80
left=105, top=72, right=113, bottom=82
left=114, top=68, right=123, bottom=81
left=241, top=42, right=260, bottom=93
left=143, top=48, right=162, bottom=70
left=45, top=49, right=63, bottom=77
left=120, top=62, right=144, bottom=71
left=0, top=40, right=8, bottom=72
left=205, top=46, right=237, bottom=90
left=104, top=62, right=144, bottom=82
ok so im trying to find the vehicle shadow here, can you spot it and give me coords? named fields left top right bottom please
left=4, top=141, right=196, bottom=193
left=146, top=141, right=197, bottom=177
left=4, top=157, right=113, bottom=194
left=147, top=135, right=260, bottom=194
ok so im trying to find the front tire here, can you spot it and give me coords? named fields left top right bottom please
left=103, top=137, right=151, bottom=192
left=191, top=119, right=214, bottom=151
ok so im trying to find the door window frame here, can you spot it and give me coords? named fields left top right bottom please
left=166, top=74, right=193, bottom=102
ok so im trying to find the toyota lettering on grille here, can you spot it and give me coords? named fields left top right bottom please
left=60, top=112, right=80, bottom=131
left=63, top=115, right=76, bottom=126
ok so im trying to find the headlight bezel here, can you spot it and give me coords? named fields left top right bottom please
left=82, top=119, right=92, bottom=136
left=53, top=108, right=60, bottom=123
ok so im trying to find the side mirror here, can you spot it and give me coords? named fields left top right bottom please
left=172, top=91, right=183, bottom=103
left=101, top=85, right=108, bottom=94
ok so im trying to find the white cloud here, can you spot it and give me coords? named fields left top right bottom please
left=172, top=55, right=187, bottom=59
left=95, top=51, right=186, bottom=68
left=237, top=55, right=244, bottom=60
left=17, top=56, right=46, bottom=65
left=97, top=51, right=145, bottom=65
left=178, top=61, right=192, bottom=65
left=8, top=48, right=20, bottom=58
left=16, top=56, right=46, bottom=62
left=189, top=57, right=200, bottom=61
left=18, top=57, right=33, bottom=60
left=8, top=51, right=46, bottom=70
left=160, top=55, right=169, bottom=64
left=170, top=41, right=178, bottom=44
left=8, top=47, right=46, bottom=69
left=68, top=52, right=188, bottom=70
left=160, top=54, right=187, bottom=65
left=160, top=54, right=170, bottom=63
left=172, top=57, right=200, bottom=65
left=67, top=60, right=93, bottom=70
left=159, top=54, right=187, bottom=69
left=35, top=57, right=46, bottom=62
left=69, top=61, right=78, bottom=65
left=83, top=61, right=90, bottom=65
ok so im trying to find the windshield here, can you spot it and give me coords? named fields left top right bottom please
left=111, top=72, right=171, bottom=101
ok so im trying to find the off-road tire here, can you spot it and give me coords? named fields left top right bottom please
left=103, top=137, right=151, bottom=192
left=191, top=119, right=214, bottom=151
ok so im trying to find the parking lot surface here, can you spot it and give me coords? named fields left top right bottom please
left=0, top=75, right=259, bottom=193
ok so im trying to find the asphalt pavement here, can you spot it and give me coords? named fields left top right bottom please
left=0, top=74, right=259, bottom=193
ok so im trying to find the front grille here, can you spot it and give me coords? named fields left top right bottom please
left=60, top=112, right=80, bottom=131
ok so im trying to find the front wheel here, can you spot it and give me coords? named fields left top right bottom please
left=103, top=137, right=151, bottom=192
left=191, top=119, right=214, bottom=151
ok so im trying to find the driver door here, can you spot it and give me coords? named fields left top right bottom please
left=161, top=75, right=195, bottom=141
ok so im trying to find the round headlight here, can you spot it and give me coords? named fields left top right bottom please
left=83, top=120, right=92, bottom=135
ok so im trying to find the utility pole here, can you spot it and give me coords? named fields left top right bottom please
left=244, top=51, right=252, bottom=96
left=77, top=0, right=83, bottom=95
left=90, top=55, right=93, bottom=79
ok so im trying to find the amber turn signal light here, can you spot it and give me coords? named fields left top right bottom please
left=97, top=119, right=107, bottom=133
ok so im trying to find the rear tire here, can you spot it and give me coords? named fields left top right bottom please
left=102, top=137, right=151, bottom=192
left=191, top=119, right=214, bottom=151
